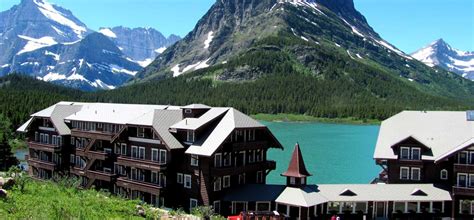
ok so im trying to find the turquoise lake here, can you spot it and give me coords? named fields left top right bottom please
left=264, top=121, right=381, bottom=184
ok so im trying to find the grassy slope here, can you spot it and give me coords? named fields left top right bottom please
left=0, top=179, right=157, bottom=219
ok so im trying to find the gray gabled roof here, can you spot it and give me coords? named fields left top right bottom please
left=152, top=109, right=184, bottom=150
left=374, top=111, right=474, bottom=161
left=185, top=108, right=269, bottom=156
left=275, top=185, right=329, bottom=207
left=181, top=104, right=211, bottom=109
left=317, top=184, right=451, bottom=202
left=170, top=108, right=228, bottom=130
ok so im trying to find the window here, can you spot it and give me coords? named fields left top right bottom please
left=223, top=176, right=230, bottom=188
left=411, top=148, right=421, bottom=160
left=393, top=202, right=405, bottom=213
left=115, top=144, right=121, bottom=154
left=400, top=167, right=409, bottom=180
left=152, top=149, right=159, bottom=162
left=223, top=152, right=232, bottom=166
left=411, top=167, right=421, bottom=180
left=177, top=173, right=183, bottom=184
left=190, top=199, right=198, bottom=210
left=342, top=202, right=354, bottom=213
left=70, top=154, right=75, bottom=164
left=238, top=173, right=246, bottom=184
left=256, top=150, right=262, bottom=162
left=160, top=173, right=166, bottom=187
left=185, top=109, right=192, bottom=114
left=355, top=202, right=367, bottom=214
left=213, top=201, right=221, bottom=214
left=470, top=174, right=474, bottom=187
left=131, top=146, right=138, bottom=158
left=400, top=147, right=410, bottom=160
left=131, top=168, right=138, bottom=180
left=327, top=202, right=340, bottom=213
left=214, top=153, right=222, bottom=167
left=458, top=173, right=468, bottom=187
left=151, top=172, right=159, bottom=184
left=184, top=175, right=192, bottom=188
left=186, top=130, right=195, bottom=143
left=121, top=143, right=127, bottom=156
left=249, top=150, right=255, bottom=163
left=214, top=177, right=222, bottom=191
left=459, top=200, right=474, bottom=214
left=256, top=171, right=263, bottom=183
left=301, top=177, right=306, bottom=185
left=407, top=202, right=417, bottom=213
left=52, top=135, right=57, bottom=145
left=35, top=132, right=39, bottom=142
left=70, top=137, right=75, bottom=145
left=440, top=169, right=448, bottom=180
left=43, top=118, right=49, bottom=127
left=290, top=177, right=296, bottom=185
left=138, top=147, right=145, bottom=160
left=159, top=149, right=167, bottom=164
left=459, top=151, right=468, bottom=164
left=191, top=155, right=199, bottom=166
left=137, top=127, right=145, bottom=138
left=470, top=152, right=474, bottom=165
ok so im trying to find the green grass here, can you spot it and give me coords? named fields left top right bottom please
left=252, top=113, right=381, bottom=125
left=0, top=178, right=161, bottom=219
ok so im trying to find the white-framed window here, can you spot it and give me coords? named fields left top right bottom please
left=131, top=146, right=138, bottom=158
left=213, top=200, right=221, bottom=214
left=52, top=135, right=57, bottom=145
left=223, top=152, right=232, bottom=166
left=152, top=149, right=159, bottom=162
left=400, top=167, right=410, bottom=180
left=191, top=155, right=199, bottom=166
left=190, top=199, right=198, bottom=210
left=290, top=177, right=296, bottom=185
left=121, top=143, right=127, bottom=156
left=185, top=109, right=192, bottom=114
left=459, top=151, right=469, bottom=164
left=440, top=169, right=448, bottom=180
left=411, top=167, right=421, bottom=180
left=70, top=154, right=75, bottom=164
left=458, top=173, right=468, bottom=187
left=411, top=148, right=421, bottom=160
left=186, top=130, right=195, bottom=143
left=400, top=147, right=410, bottom=160
left=459, top=200, right=474, bottom=214
left=137, top=127, right=145, bottom=138
left=214, top=177, right=222, bottom=191
left=115, top=143, right=121, bottom=154
left=256, top=150, right=262, bottom=162
left=249, top=150, right=255, bottom=163
left=214, top=153, right=222, bottom=167
left=177, top=173, right=183, bottom=184
left=70, top=136, right=75, bottom=145
left=159, top=149, right=167, bottom=164
left=138, top=147, right=146, bottom=160
left=470, top=174, right=474, bottom=187
left=184, top=175, right=192, bottom=189
left=223, top=176, right=230, bottom=188
left=256, top=171, right=263, bottom=183
left=301, top=177, right=306, bottom=185
left=238, top=173, right=246, bottom=184
left=151, top=172, right=159, bottom=184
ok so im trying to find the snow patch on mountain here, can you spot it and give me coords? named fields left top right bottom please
left=44, top=51, right=60, bottom=61
left=155, top=47, right=167, bottom=54
left=33, top=0, right=87, bottom=38
left=110, top=64, right=138, bottom=76
left=17, top=35, right=57, bottom=54
left=41, top=72, right=66, bottom=81
left=98, top=28, right=117, bottom=38
left=204, top=31, right=214, bottom=49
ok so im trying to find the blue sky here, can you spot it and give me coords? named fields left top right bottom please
left=1, top=0, right=472, bottom=53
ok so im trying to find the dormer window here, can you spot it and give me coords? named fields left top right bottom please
left=411, top=148, right=421, bottom=160
left=186, top=130, right=195, bottom=143
left=43, top=118, right=49, bottom=127
left=137, top=127, right=145, bottom=138
left=440, top=169, right=448, bottom=180
left=185, top=109, right=192, bottom=114
left=400, top=147, right=410, bottom=160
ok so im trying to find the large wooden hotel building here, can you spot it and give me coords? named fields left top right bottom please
left=17, top=103, right=473, bottom=219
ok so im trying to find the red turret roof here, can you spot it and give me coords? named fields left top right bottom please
left=281, top=143, right=312, bottom=178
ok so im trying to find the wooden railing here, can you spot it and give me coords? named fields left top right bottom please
left=211, top=160, right=276, bottom=176
left=116, top=156, right=167, bottom=171
left=116, top=177, right=162, bottom=195
left=28, top=141, right=61, bottom=152
left=453, top=186, right=474, bottom=196
left=454, top=163, right=474, bottom=173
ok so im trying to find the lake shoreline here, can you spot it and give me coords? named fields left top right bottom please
left=252, top=113, right=381, bottom=125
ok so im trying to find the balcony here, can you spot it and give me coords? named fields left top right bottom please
left=397, top=159, right=424, bottom=166
left=116, top=156, right=167, bottom=172
left=71, top=167, right=86, bottom=176
left=87, top=170, right=116, bottom=182
left=28, top=141, right=61, bottom=153
left=87, top=150, right=110, bottom=161
left=71, top=129, right=114, bottom=141
left=128, top=137, right=162, bottom=145
left=116, top=177, right=162, bottom=195
left=38, top=126, right=56, bottom=132
left=232, top=141, right=269, bottom=151
left=28, top=158, right=57, bottom=171
left=211, top=160, right=276, bottom=176
left=453, top=186, right=474, bottom=197
left=454, top=164, right=474, bottom=173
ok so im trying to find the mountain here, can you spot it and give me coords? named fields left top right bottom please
left=98, top=26, right=181, bottom=67
left=0, top=0, right=179, bottom=90
left=135, top=0, right=474, bottom=104
left=8, top=33, right=142, bottom=90
left=411, top=39, right=474, bottom=80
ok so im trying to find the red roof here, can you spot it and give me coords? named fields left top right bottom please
left=281, top=143, right=312, bottom=178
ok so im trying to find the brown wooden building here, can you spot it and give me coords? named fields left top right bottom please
left=374, top=111, right=474, bottom=219
left=18, top=102, right=282, bottom=212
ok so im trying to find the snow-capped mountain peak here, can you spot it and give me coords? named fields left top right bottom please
left=411, top=39, right=474, bottom=80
